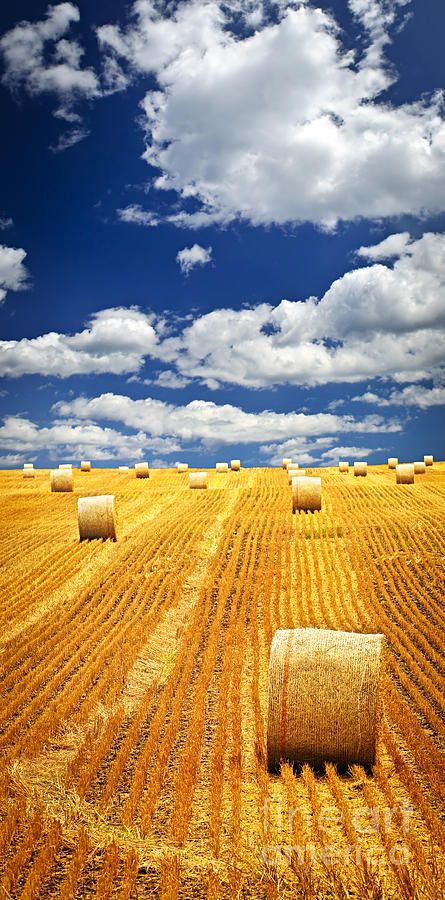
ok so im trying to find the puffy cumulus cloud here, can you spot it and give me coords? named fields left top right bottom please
left=153, top=370, right=191, bottom=389
left=98, top=0, right=445, bottom=229
left=348, top=383, right=445, bottom=408
left=0, top=244, right=29, bottom=303
left=0, top=3, right=99, bottom=142
left=155, top=233, right=445, bottom=388
left=53, top=392, right=401, bottom=448
left=176, top=244, right=212, bottom=275
left=356, top=232, right=412, bottom=260
left=0, top=307, right=158, bottom=377
left=0, top=414, right=179, bottom=465
left=321, top=444, right=375, bottom=461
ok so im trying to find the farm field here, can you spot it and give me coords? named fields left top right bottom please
left=0, top=463, right=444, bottom=899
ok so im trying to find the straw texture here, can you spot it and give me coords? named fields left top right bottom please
left=282, top=458, right=292, bottom=469
left=414, top=461, right=426, bottom=474
left=354, top=462, right=367, bottom=477
left=215, top=463, right=229, bottom=473
left=292, top=475, right=321, bottom=512
left=267, top=628, right=385, bottom=771
left=189, top=472, right=208, bottom=489
left=50, top=470, right=73, bottom=492
left=424, top=455, right=433, bottom=466
left=396, top=463, right=415, bottom=484
left=388, top=457, right=398, bottom=469
left=135, top=462, right=150, bottom=478
left=338, top=461, right=349, bottom=473
left=78, top=495, right=117, bottom=540
left=288, top=468, right=305, bottom=485
left=80, top=461, right=91, bottom=472
left=230, top=460, right=241, bottom=471
left=118, top=466, right=129, bottom=473
left=177, top=463, right=189, bottom=473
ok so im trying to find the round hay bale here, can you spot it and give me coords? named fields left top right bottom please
left=292, top=475, right=321, bottom=512
left=215, top=462, right=229, bottom=473
left=424, top=455, right=433, bottom=467
left=23, top=463, right=34, bottom=469
left=78, top=495, right=117, bottom=540
left=396, top=463, right=414, bottom=484
left=267, top=627, right=385, bottom=771
left=189, top=472, right=208, bottom=489
left=59, top=464, right=72, bottom=469
left=286, top=461, right=298, bottom=470
left=50, top=469, right=73, bottom=492
left=282, top=458, right=292, bottom=469
left=288, top=467, right=305, bottom=485
left=230, top=459, right=241, bottom=471
left=177, top=463, right=189, bottom=473
left=80, top=461, right=91, bottom=472
left=135, top=462, right=150, bottom=478
left=118, top=466, right=129, bottom=474
left=414, top=461, right=426, bottom=474
left=23, top=468, right=35, bottom=478
left=338, top=461, right=349, bottom=473
left=388, top=457, right=398, bottom=469
left=354, top=462, right=367, bottom=477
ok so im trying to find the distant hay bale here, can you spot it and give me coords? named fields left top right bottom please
left=59, top=464, right=72, bottom=469
left=80, top=461, right=91, bottom=472
left=135, top=462, right=150, bottom=478
left=338, top=461, right=349, bottom=473
left=288, top=467, right=305, bottom=485
left=282, top=458, right=292, bottom=469
left=285, top=461, right=298, bottom=470
left=118, top=466, right=129, bottom=474
left=78, top=495, right=117, bottom=540
left=216, top=462, right=229, bottom=473
left=267, top=627, right=385, bottom=771
left=396, top=463, right=415, bottom=484
left=23, top=468, right=35, bottom=478
left=189, top=472, right=208, bottom=489
left=388, top=457, right=398, bottom=469
left=354, top=462, right=367, bottom=477
left=292, top=475, right=321, bottom=512
left=177, top=463, right=189, bottom=473
left=230, top=459, right=241, bottom=471
left=50, top=469, right=73, bottom=492
left=424, top=455, right=433, bottom=467
left=414, top=461, right=426, bottom=474
left=23, top=463, right=34, bottom=469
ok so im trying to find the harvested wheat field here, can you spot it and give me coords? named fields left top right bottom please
left=1, top=462, right=445, bottom=899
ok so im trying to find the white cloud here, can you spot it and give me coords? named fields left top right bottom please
left=154, top=370, right=191, bottom=389
left=356, top=232, right=412, bottom=260
left=0, top=3, right=99, bottom=126
left=349, top=383, right=445, bottom=409
left=53, top=392, right=401, bottom=448
left=117, top=204, right=159, bottom=226
left=0, top=217, right=13, bottom=230
left=0, top=306, right=157, bottom=377
left=98, top=0, right=445, bottom=230
left=49, top=125, right=90, bottom=153
left=0, top=244, right=29, bottom=303
left=176, top=244, right=212, bottom=275
left=321, top=445, right=374, bottom=461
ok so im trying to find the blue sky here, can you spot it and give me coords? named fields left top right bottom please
left=0, top=0, right=444, bottom=467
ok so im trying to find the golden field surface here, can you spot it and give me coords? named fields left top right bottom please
left=0, top=463, right=444, bottom=899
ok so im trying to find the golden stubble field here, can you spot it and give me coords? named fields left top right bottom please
left=0, top=463, right=444, bottom=899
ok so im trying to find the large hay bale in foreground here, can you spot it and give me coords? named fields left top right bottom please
left=230, top=459, right=241, bottom=471
left=189, top=472, right=208, bottom=489
left=80, top=461, right=91, bottom=472
left=396, top=463, right=415, bottom=484
left=267, top=628, right=385, bottom=771
left=292, top=475, right=321, bottom=512
left=78, top=495, right=117, bottom=540
left=288, top=468, right=305, bottom=485
left=338, top=461, right=349, bottom=473
left=135, top=462, right=150, bottom=478
left=177, top=463, right=189, bottom=473
left=424, top=455, right=433, bottom=466
left=414, top=461, right=426, bottom=474
left=118, top=466, right=129, bottom=474
left=388, top=457, right=398, bottom=469
left=50, top=470, right=73, bottom=492
left=354, top=462, right=367, bottom=477
left=282, top=458, right=292, bottom=469
left=215, top=462, right=229, bottom=473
